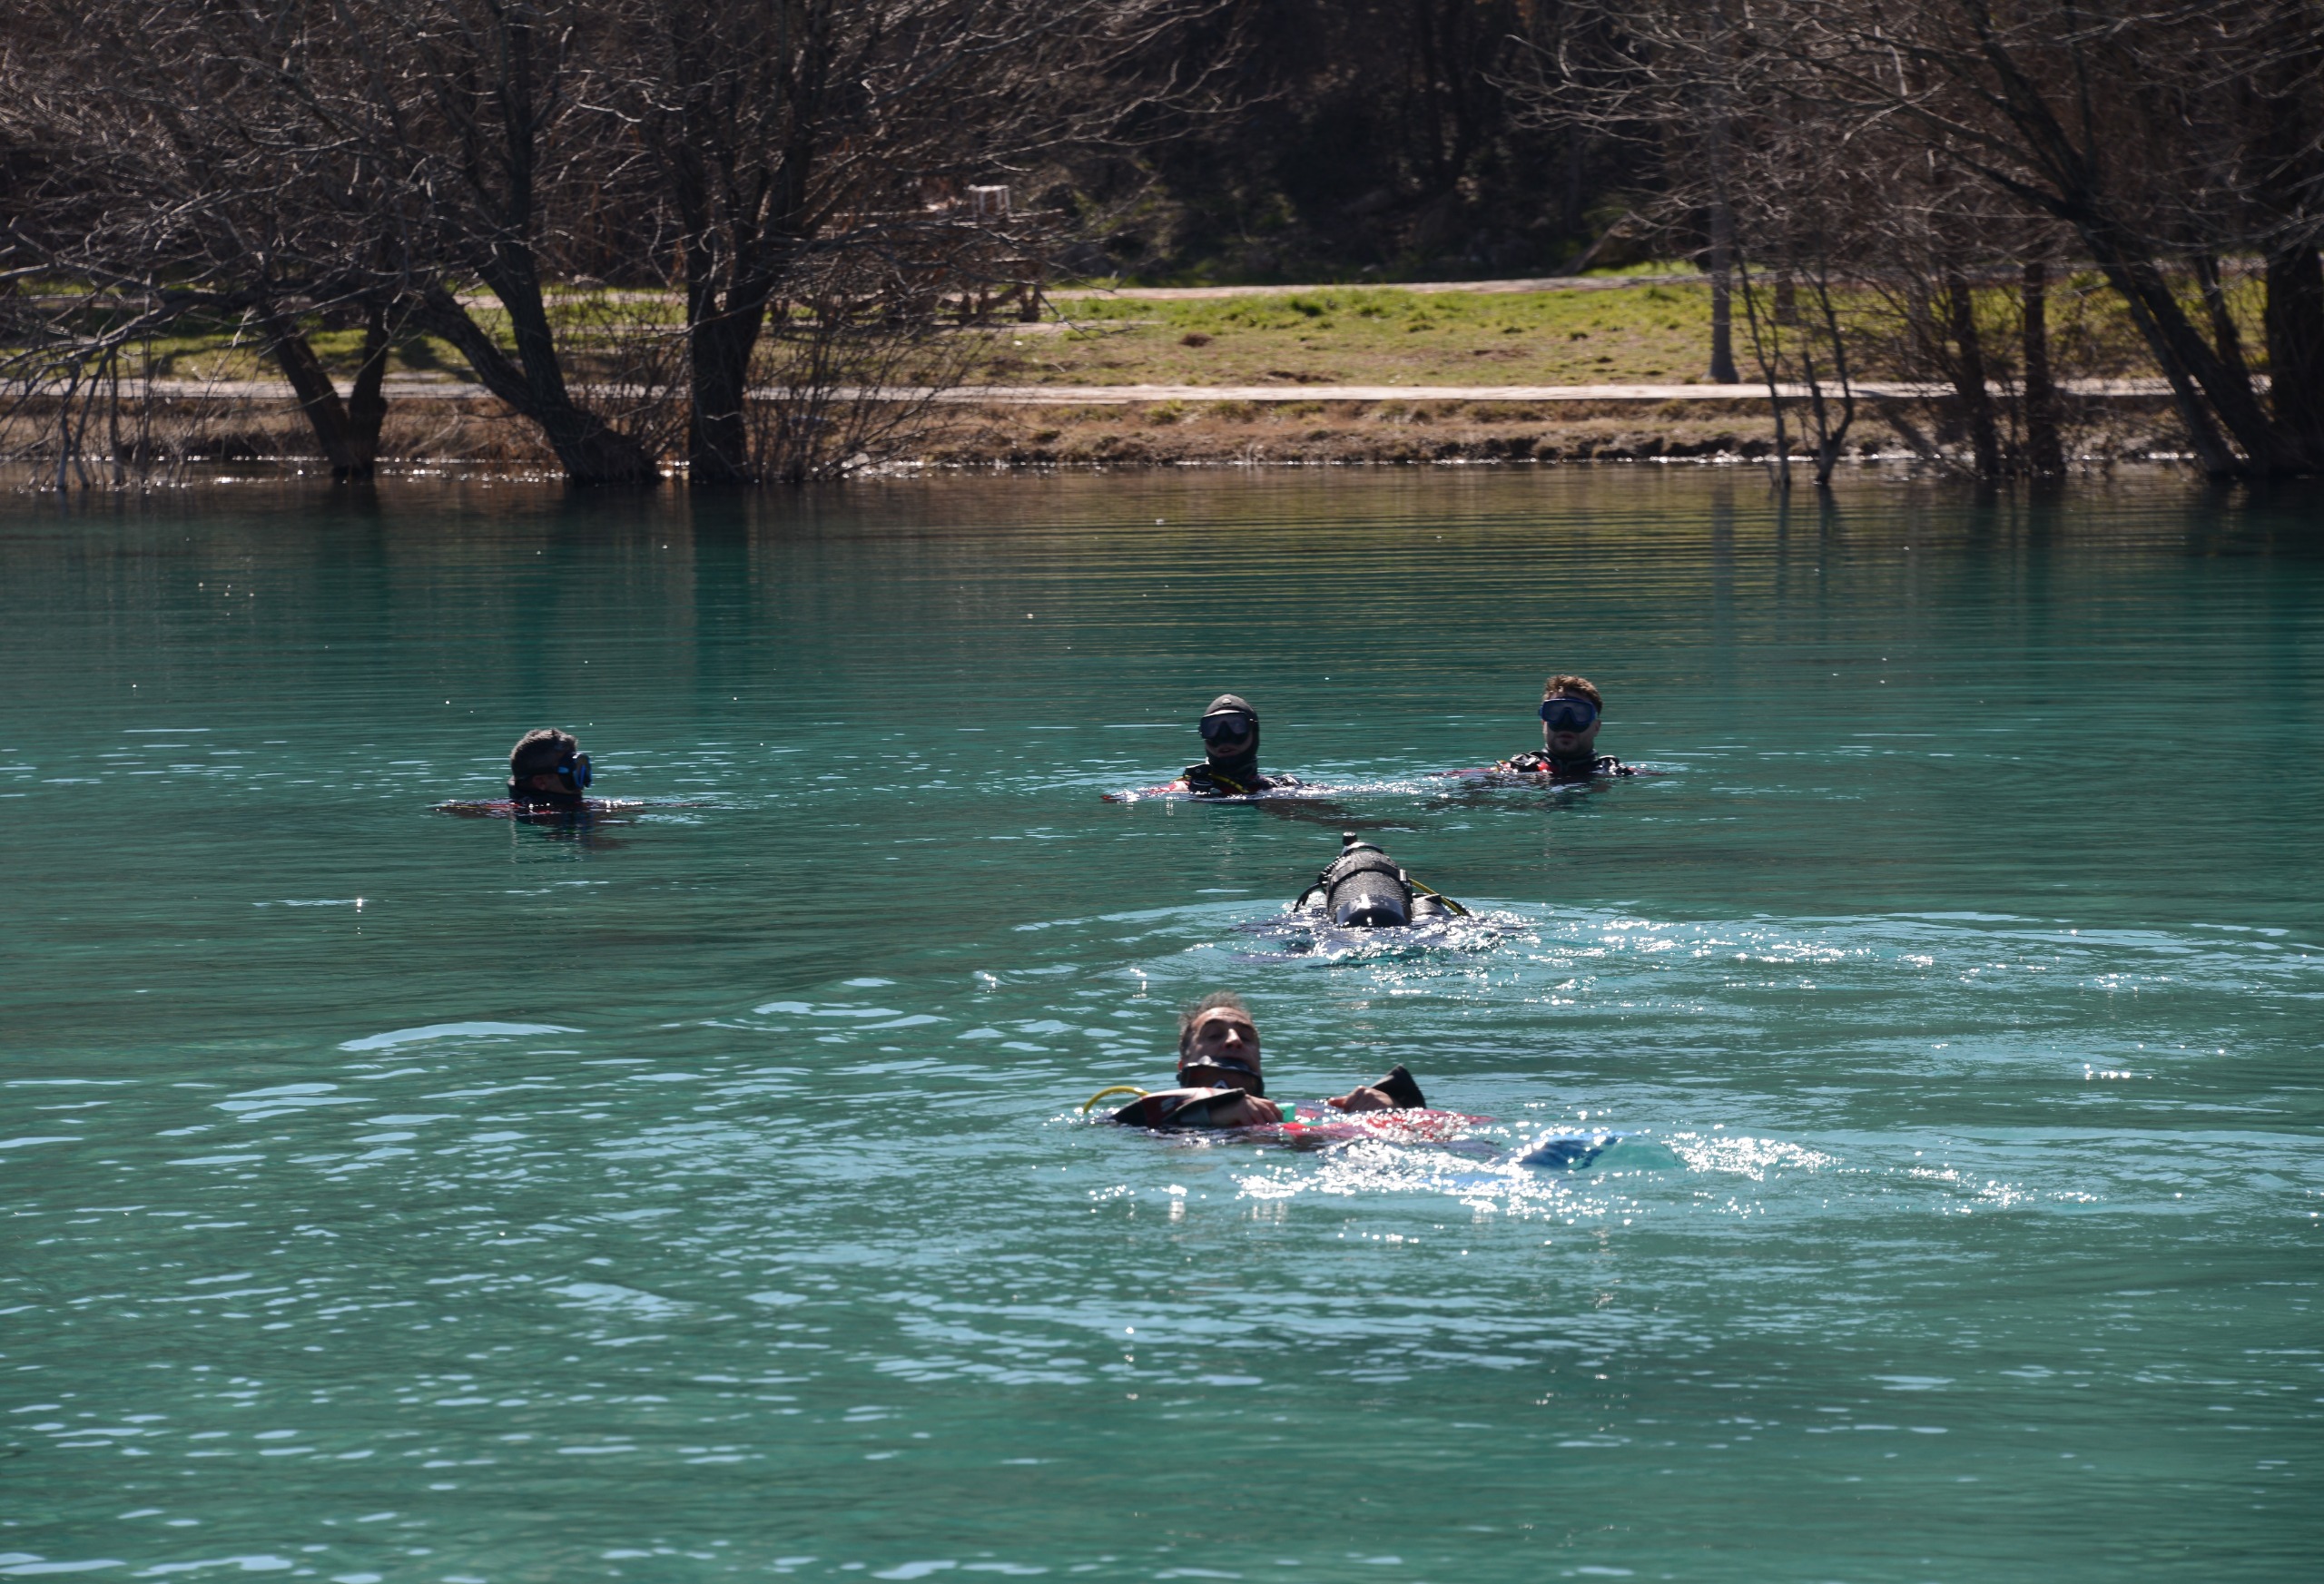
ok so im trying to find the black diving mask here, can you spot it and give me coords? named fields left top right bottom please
left=1177, top=1058, right=1264, bottom=1097
left=555, top=754, right=592, bottom=792
left=1199, top=713, right=1256, bottom=744
left=1539, top=697, right=1600, bottom=732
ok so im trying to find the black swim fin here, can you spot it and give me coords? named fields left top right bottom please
left=1370, top=1065, right=1426, bottom=1109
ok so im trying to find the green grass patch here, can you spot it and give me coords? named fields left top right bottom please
left=1039, top=284, right=1723, bottom=385
left=6, top=265, right=2171, bottom=394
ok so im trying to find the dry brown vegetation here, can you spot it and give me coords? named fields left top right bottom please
left=3, top=0, right=2318, bottom=486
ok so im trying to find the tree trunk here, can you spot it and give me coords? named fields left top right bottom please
left=486, top=257, right=660, bottom=485
left=684, top=230, right=775, bottom=484
left=2073, top=218, right=2285, bottom=476
left=418, top=285, right=658, bottom=486
left=258, top=307, right=359, bottom=477
left=1562, top=133, right=1587, bottom=235
left=1807, top=274, right=1855, bottom=487
left=1944, top=270, right=2001, bottom=477
left=688, top=310, right=760, bottom=484
left=2021, top=261, right=2063, bottom=475
left=1707, top=196, right=1738, bottom=384
left=2246, top=5, right=2324, bottom=473
left=2263, top=240, right=2324, bottom=470
left=346, top=302, right=391, bottom=483
left=2191, top=253, right=2257, bottom=396
left=1704, top=25, right=1738, bottom=386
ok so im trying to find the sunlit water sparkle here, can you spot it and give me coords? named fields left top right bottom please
left=2, top=469, right=2319, bottom=1581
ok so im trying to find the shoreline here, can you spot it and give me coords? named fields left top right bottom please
left=4, top=390, right=2192, bottom=477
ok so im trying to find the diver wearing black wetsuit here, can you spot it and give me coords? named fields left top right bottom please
left=1180, top=694, right=1304, bottom=796
left=507, top=727, right=594, bottom=810
left=1108, top=991, right=1427, bottom=1130
left=1498, top=674, right=1635, bottom=781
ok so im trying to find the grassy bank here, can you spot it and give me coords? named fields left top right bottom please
left=10, top=271, right=2187, bottom=472
left=56, top=271, right=2155, bottom=391
left=1018, top=281, right=1723, bottom=387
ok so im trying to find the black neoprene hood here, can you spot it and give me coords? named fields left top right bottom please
left=1200, top=694, right=1261, bottom=781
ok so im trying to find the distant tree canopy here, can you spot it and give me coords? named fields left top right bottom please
left=1068, top=0, right=1647, bottom=280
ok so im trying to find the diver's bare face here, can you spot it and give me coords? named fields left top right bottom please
left=1180, top=1009, right=1262, bottom=1093
left=1541, top=695, right=1602, bottom=759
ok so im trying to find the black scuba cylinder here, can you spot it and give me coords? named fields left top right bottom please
left=1313, top=833, right=1414, bottom=928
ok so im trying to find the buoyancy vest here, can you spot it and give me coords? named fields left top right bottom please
left=1179, top=762, right=1302, bottom=796
left=1110, top=1087, right=1256, bottom=1129
left=1106, top=1064, right=1428, bottom=1129
left=1496, top=752, right=1633, bottom=780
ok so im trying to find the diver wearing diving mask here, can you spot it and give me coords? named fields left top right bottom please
left=507, top=727, right=595, bottom=809
left=1498, top=674, right=1635, bottom=780
left=1178, top=694, right=1303, bottom=796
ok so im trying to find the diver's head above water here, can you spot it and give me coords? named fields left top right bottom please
left=1198, top=694, right=1261, bottom=781
left=1177, top=989, right=1264, bottom=1094
left=1539, top=674, right=1604, bottom=763
left=1100, top=989, right=1421, bottom=1128
left=508, top=727, right=592, bottom=806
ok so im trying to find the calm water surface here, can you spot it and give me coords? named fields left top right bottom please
left=3, top=470, right=2319, bottom=1581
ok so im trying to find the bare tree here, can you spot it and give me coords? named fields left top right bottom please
left=604, top=0, right=1216, bottom=484
left=1779, top=0, right=2324, bottom=477
left=2, top=1, right=417, bottom=481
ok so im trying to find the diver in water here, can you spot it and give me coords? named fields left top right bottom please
left=1106, top=991, right=1427, bottom=1130
left=507, top=728, right=594, bottom=810
left=1177, top=694, right=1303, bottom=796
left=1292, top=833, right=1466, bottom=928
left=1497, top=674, right=1635, bottom=780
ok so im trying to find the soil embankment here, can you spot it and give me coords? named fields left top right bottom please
left=14, top=386, right=2183, bottom=474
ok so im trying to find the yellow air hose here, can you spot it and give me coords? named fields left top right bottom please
left=1081, top=1085, right=1148, bottom=1114
left=1408, top=878, right=1472, bottom=918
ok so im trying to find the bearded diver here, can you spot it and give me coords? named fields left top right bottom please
left=1495, top=674, right=1637, bottom=780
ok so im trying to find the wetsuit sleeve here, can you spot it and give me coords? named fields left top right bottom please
left=1370, top=1065, right=1427, bottom=1109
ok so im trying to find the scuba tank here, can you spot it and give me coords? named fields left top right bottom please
left=1294, top=832, right=1465, bottom=928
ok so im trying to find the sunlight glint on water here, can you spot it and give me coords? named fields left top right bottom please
left=1, top=469, right=2319, bottom=1581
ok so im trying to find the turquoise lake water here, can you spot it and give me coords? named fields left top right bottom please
left=2, top=469, right=2319, bottom=1580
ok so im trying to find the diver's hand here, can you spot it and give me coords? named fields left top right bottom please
left=1327, top=1086, right=1396, bottom=1113
left=1211, top=1094, right=1282, bottom=1127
